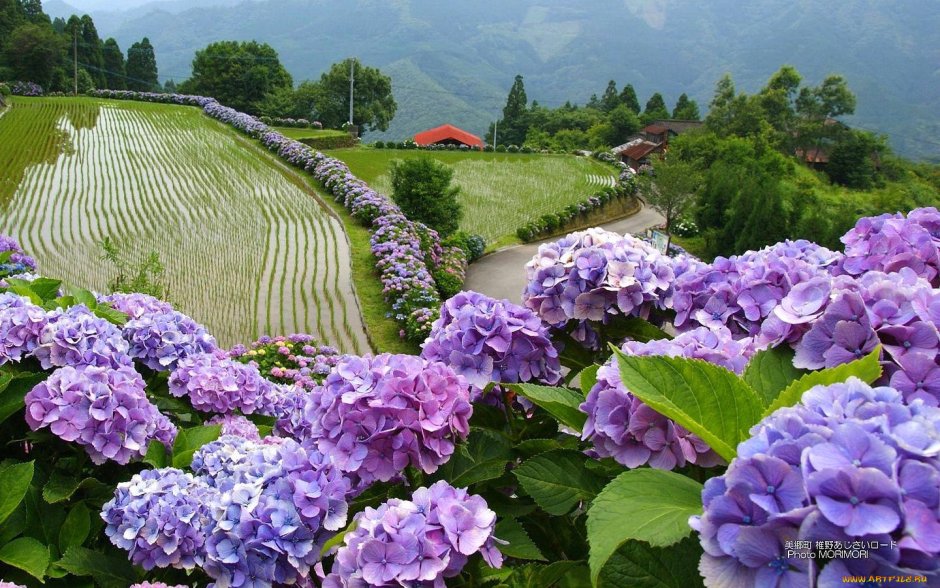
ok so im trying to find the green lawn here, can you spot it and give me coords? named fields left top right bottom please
left=0, top=97, right=371, bottom=353
left=273, top=126, right=348, bottom=140
left=325, top=148, right=619, bottom=244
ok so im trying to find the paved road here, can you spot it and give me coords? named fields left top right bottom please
left=464, top=205, right=666, bottom=304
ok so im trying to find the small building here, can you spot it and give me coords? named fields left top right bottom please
left=414, top=124, right=484, bottom=150
left=614, top=119, right=704, bottom=170
left=613, top=138, right=665, bottom=170
left=795, top=147, right=830, bottom=169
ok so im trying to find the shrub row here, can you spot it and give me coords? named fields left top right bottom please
left=258, top=115, right=322, bottom=129
left=515, top=169, right=639, bottom=242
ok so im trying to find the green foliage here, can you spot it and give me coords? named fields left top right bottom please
left=639, top=157, right=702, bottom=231
left=0, top=461, right=33, bottom=526
left=389, top=156, right=463, bottom=236
left=613, top=350, right=764, bottom=461
left=513, top=450, right=607, bottom=515
left=619, top=84, right=641, bottom=114
left=742, top=345, right=808, bottom=407
left=180, top=40, right=292, bottom=114
left=171, top=424, right=223, bottom=468
left=125, top=37, right=158, bottom=92
left=596, top=536, right=704, bottom=588
left=99, top=236, right=170, bottom=301
left=0, top=536, right=49, bottom=581
left=101, top=38, right=126, bottom=91
left=672, top=93, right=700, bottom=120
left=504, top=383, right=587, bottom=432
left=641, top=92, right=669, bottom=125
left=309, top=58, right=396, bottom=132
left=587, top=469, right=704, bottom=583
left=499, top=74, right=529, bottom=146
left=826, top=129, right=886, bottom=189
left=763, top=345, right=882, bottom=417
left=5, top=22, right=62, bottom=88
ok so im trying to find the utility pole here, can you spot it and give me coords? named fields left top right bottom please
left=73, top=27, right=78, bottom=96
left=493, top=118, right=498, bottom=148
left=348, top=58, right=355, bottom=125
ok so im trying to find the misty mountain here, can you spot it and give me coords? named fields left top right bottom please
left=48, top=0, right=940, bottom=159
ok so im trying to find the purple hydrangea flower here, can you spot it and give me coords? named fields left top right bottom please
left=0, top=234, right=38, bottom=276
left=129, top=583, right=189, bottom=588
left=97, top=292, right=173, bottom=319
left=837, top=207, right=940, bottom=287
left=25, top=364, right=176, bottom=464
left=102, top=468, right=212, bottom=570
left=692, top=378, right=940, bottom=585
left=205, top=414, right=261, bottom=441
left=33, top=305, right=132, bottom=369
left=323, top=481, right=502, bottom=587
left=0, top=293, right=47, bottom=364
left=522, top=228, right=675, bottom=348
left=305, top=354, right=473, bottom=485
left=580, top=327, right=750, bottom=470
left=421, top=291, right=561, bottom=400
left=169, top=351, right=274, bottom=414
left=229, top=333, right=341, bottom=390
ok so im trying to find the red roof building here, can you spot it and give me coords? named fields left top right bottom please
left=414, top=124, right=484, bottom=149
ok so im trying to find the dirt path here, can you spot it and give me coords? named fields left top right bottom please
left=464, top=205, right=666, bottom=304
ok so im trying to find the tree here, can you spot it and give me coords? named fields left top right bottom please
left=641, top=92, right=669, bottom=124
left=163, top=79, right=177, bottom=93
left=591, top=104, right=640, bottom=147
left=757, top=65, right=802, bottom=138
left=639, top=157, right=702, bottom=233
left=796, top=74, right=856, bottom=120
left=5, top=23, right=62, bottom=88
left=80, top=15, right=105, bottom=88
left=307, top=58, right=395, bottom=131
left=389, top=157, right=462, bottom=237
left=500, top=74, right=528, bottom=145
left=126, top=37, right=158, bottom=91
left=826, top=130, right=884, bottom=189
left=601, top=80, right=619, bottom=112
left=181, top=40, right=291, bottom=114
left=672, top=93, right=700, bottom=120
left=619, top=84, right=640, bottom=114
left=102, top=38, right=125, bottom=90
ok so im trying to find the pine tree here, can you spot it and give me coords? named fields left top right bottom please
left=126, top=37, right=158, bottom=91
left=618, top=83, right=640, bottom=114
left=642, top=92, right=669, bottom=124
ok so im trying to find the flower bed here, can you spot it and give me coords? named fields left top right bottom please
left=258, top=115, right=322, bottom=129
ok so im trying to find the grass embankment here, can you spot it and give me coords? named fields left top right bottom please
left=0, top=97, right=370, bottom=352
left=273, top=126, right=348, bottom=140
left=325, top=148, right=618, bottom=245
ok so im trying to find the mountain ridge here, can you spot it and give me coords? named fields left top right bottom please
left=42, top=0, right=940, bottom=159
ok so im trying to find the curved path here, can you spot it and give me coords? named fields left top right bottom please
left=464, top=205, right=666, bottom=304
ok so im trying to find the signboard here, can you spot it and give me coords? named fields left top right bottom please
left=650, top=230, right=670, bottom=255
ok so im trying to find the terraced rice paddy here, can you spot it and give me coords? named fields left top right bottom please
left=0, top=97, right=370, bottom=352
left=326, top=149, right=617, bottom=243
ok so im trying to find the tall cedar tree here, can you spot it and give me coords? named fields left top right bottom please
left=389, top=157, right=462, bottom=237
left=102, top=38, right=126, bottom=90
left=126, top=37, right=158, bottom=91
left=308, top=58, right=396, bottom=131
left=619, top=84, right=641, bottom=114
left=600, top=80, right=619, bottom=112
left=672, top=93, right=700, bottom=120
left=642, top=92, right=669, bottom=123
left=500, top=74, right=528, bottom=146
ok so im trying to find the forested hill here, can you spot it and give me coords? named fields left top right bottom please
left=45, top=0, right=940, bottom=160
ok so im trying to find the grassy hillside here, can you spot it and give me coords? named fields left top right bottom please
left=0, top=97, right=370, bottom=352
left=272, top=126, right=348, bottom=140
left=325, top=148, right=617, bottom=244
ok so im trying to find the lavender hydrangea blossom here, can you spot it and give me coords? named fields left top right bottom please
left=105, top=436, right=352, bottom=587
left=102, top=468, right=213, bottom=570
left=0, top=235, right=38, bottom=277
left=25, top=364, right=176, bottom=464
left=205, top=414, right=261, bottom=441
left=670, top=240, right=840, bottom=346
left=421, top=291, right=561, bottom=400
left=33, top=304, right=132, bottom=369
left=580, top=327, right=749, bottom=470
left=305, top=354, right=473, bottom=485
left=691, top=378, right=940, bottom=586
left=129, top=583, right=189, bottom=588
left=0, top=293, right=47, bottom=364
left=230, top=333, right=341, bottom=390
left=169, top=350, right=274, bottom=414
left=523, top=229, right=675, bottom=348
left=837, top=207, right=940, bottom=286
left=323, top=481, right=502, bottom=587
left=193, top=436, right=352, bottom=586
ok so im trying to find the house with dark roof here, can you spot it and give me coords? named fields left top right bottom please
left=414, top=124, right=484, bottom=150
left=614, top=119, right=704, bottom=170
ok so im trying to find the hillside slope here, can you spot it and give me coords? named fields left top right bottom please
left=0, top=97, right=369, bottom=351
left=51, top=0, right=940, bottom=160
